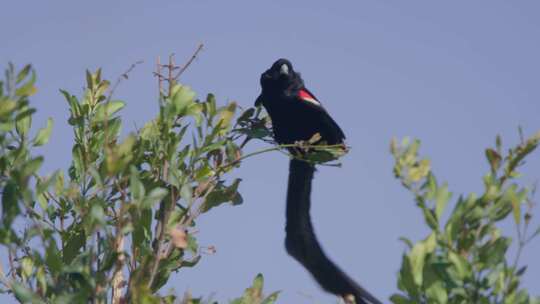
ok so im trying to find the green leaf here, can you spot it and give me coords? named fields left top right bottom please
left=399, top=237, right=414, bottom=249
left=490, top=185, right=520, bottom=223
left=55, top=171, right=64, bottom=195
left=205, top=93, right=217, bottom=118
left=390, top=294, right=414, bottom=304
left=46, top=240, right=63, bottom=273
left=300, top=148, right=341, bottom=164
left=86, top=69, right=94, bottom=91
left=88, top=166, right=103, bottom=188
left=194, top=163, right=215, bottom=181
left=0, top=121, right=15, bottom=131
left=516, top=266, right=527, bottom=277
left=171, top=84, right=196, bottom=115
left=237, top=107, right=255, bottom=123
left=180, top=183, right=193, bottom=204
left=435, top=183, right=451, bottom=220
left=409, top=159, right=430, bottom=182
left=186, top=233, right=198, bottom=253
left=130, top=167, right=145, bottom=201
left=253, top=273, right=264, bottom=291
left=20, top=257, right=34, bottom=281
left=511, top=193, right=521, bottom=225
left=21, top=156, right=44, bottom=179
left=425, top=282, right=447, bottom=304
left=36, top=267, right=47, bottom=294
left=235, top=273, right=265, bottom=303
left=424, top=262, right=448, bottom=304
left=261, top=291, right=280, bottom=304
left=15, top=70, right=37, bottom=97
left=407, top=233, right=436, bottom=287
left=117, top=134, right=135, bottom=156
left=202, top=179, right=242, bottom=213
left=62, top=223, right=86, bottom=264
left=15, top=105, right=33, bottom=137
left=90, top=203, right=106, bottom=227
left=132, top=208, right=152, bottom=252
left=2, top=181, right=20, bottom=226
left=94, top=100, right=125, bottom=121
left=36, top=193, right=48, bottom=213
left=217, top=101, right=237, bottom=132
left=186, top=103, right=203, bottom=126
left=421, top=206, right=439, bottom=230
left=0, top=99, right=17, bottom=117
left=11, top=282, right=41, bottom=303
left=33, top=117, right=53, bottom=146
left=495, top=134, right=502, bottom=152
left=486, top=148, right=502, bottom=172
left=16, top=64, right=32, bottom=84
left=142, top=188, right=168, bottom=209
left=398, top=254, right=419, bottom=298
left=239, top=125, right=272, bottom=139
left=106, top=134, right=135, bottom=174
left=201, top=140, right=227, bottom=154
left=478, top=237, right=510, bottom=268
left=180, top=255, right=201, bottom=268
left=448, top=251, right=470, bottom=280
left=60, top=89, right=81, bottom=119
left=140, top=120, right=159, bottom=140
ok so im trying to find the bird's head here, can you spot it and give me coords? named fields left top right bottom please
left=259, top=58, right=304, bottom=96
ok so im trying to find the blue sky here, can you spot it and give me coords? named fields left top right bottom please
left=1, top=1, right=539, bottom=303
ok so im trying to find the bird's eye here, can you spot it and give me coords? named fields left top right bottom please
left=279, top=64, right=289, bottom=75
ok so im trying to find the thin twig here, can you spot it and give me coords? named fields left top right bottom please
left=0, top=263, right=12, bottom=289
left=160, top=182, right=218, bottom=262
left=168, top=54, right=174, bottom=95
left=106, top=60, right=144, bottom=103
left=8, top=249, right=15, bottom=279
left=174, top=44, right=204, bottom=80
left=104, top=60, right=143, bottom=163
left=157, top=56, right=164, bottom=99
left=214, top=143, right=349, bottom=174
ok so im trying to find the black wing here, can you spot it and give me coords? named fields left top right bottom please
left=296, top=88, right=346, bottom=144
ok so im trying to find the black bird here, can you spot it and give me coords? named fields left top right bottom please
left=255, top=58, right=345, bottom=146
left=255, top=59, right=382, bottom=304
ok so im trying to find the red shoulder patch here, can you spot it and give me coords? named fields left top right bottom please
left=299, top=89, right=315, bottom=100
left=298, top=89, right=321, bottom=106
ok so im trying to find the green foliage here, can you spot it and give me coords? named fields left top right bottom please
left=0, top=63, right=278, bottom=303
left=390, top=134, right=540, bottom=304
left=230, top=274, right=280, bottom=304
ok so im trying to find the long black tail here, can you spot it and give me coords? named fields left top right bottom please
left=285, top=159, right=382, bottom=304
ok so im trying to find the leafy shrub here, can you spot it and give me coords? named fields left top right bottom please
left=390, top=133, right=540, bottom=304
left=0, top=61, right=275, bottom=303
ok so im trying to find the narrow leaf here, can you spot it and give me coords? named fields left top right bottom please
left=33, top=117, right=54, bottom=146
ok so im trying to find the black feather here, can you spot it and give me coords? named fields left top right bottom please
left=286, top=159, right=381, bottom=304
left=256, top=58, right=345, bottom=146
left=257, top=59, right=381, bottom=304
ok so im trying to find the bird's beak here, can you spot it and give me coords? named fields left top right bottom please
left=279, top=64, right=289, bottom=76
